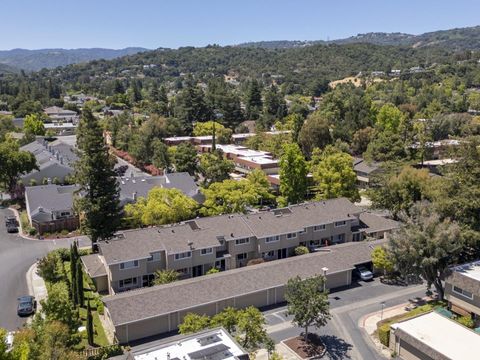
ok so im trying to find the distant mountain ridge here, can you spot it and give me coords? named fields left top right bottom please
left=0, top=47, right=149, bottom=71
left=237, top=25, right=480, bottom=50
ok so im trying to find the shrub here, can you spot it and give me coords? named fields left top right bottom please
left=96, top=299, right=104, bottom=315
left=27, top=227, right=37, bottom=236
left=206, top=268, right=220, bottom=275
left=457, top=315, right=474, bottom=328
left=294, top=246, right=309, bottom=256
left=60, top=229, right=69, bottom=236
left=87, top=344, right=123, bottom=360
left=378, top=323, right=390, bottom=347
left=247, top=258, right=265, bottom=266
left=79, top=248, right=92, bottom=257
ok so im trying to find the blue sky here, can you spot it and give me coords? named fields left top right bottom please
left=1, top=0, right=479, bottom=50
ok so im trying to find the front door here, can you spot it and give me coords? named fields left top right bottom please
left=277, top=248, right=287, bottom=259
left=192, top=265, right=203, bottom=277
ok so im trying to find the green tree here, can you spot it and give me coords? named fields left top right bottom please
left=174, top=78, right=211, bottom=132
left=311, top=147, right=359, bottom=202
left=370, top=166, right=431, bottom=218
left=279, top=143, right=308, bottom=205
left=23, top=114, right=45, bottom=136
left=298, top=113, right=332, bottom=156
left=151, top=139, right=171, bottom=170
left=364, top=130, right=407, bottom=162
left=388, top=203, right=462, bottom=299
left=125, top=187, right=198, bottom=226
left=74, top=108, right=121, bottom=246
left=245, top=80, right=263, bottom=121
left=41, top=282, right=78, bottom=331
left=371, top=246, right=394, bottom=276
left=211, top=307, right=238, bottom=334
left=86, top=301, right=94, bottom=346
left=178, top=313, right=211, bottom=334
left=237, top=306, right=268, bottom=351
left=75, top=261, right=84, bottom=307
left=0, top=138, right=37, bottom=196
left=0, top=115, right=15, bottom=142
left=193, top=121, right=232, bottom=144
left=375, top=103, right=406, bottom=133
left=285, top=275, right=331, bottom=342
left=199, top=150, right=234, bottom=186
left=200, top=176, right=272, bottom=216
left=153, top=269, right=180, bottom=285
left=0, top=328, right=10, bottom=358
left=352, top=126, right=375, bottom=155
left=172, top=143, right=198, bottom=175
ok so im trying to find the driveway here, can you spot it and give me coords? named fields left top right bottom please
left=263, top=278, right=426, bottom=360
left=0, top=207, right=89, bottom=331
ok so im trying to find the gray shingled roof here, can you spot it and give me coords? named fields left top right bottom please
left=359, top=213, right=399, bottom=234
left=98, top=198, right=391, bottom=264
left=242, top=198, right=361, bottom=238
left=26, top=184, right=79, bottom=219
left=353, top=158, right=380, bottom=174
left=100, top=214, right=252, bottom=264
left=103, top=240, right=383, bottom=326
left=81, top=254, right=107, bottom=278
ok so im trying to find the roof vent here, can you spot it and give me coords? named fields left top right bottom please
left=230, top=233, right=234, bottom=237
left=171, top=229, right=175, bottom=233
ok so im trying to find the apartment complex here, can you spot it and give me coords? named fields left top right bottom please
left=445, top=260, right=480, bottom=320
left=83, top=198, right=398, bottom=294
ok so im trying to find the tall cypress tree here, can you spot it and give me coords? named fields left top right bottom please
left=86, top=300, right=94, bottom=346
left=76, top=261, right=84, bottom=307
left=70, top=244, right=77, bottom=303
left=75, top=108, right=121, bottom=248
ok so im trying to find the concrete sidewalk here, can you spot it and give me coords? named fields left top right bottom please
left=255, top=343, right=300, bottom=360
left=359, top=296, right=434, bottom=358
left=26, top=262, right=47, bottom=315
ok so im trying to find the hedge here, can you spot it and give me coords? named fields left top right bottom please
left=378, top=323, right=390, bottom=347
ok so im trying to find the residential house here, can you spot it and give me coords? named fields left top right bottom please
left=389, top=311, right=480, bottom=360
left=44, top=106, right=79, bottom=124
left=86, top=198, right=398, bottom=295
left=445, top=261, right=480, bottom=320
left=101, top=240, right=384, bottom=343
left=25, top=184, right=79, bottom=234
left=20, top=138, right=78, bottom=185
left=353, top=158, right=381, bottom=188
left=115, top=327, right=249, bottom=360
left=25, top=172, right=201, bottom=235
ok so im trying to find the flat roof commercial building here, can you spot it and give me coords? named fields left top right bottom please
left=118, top=328, right=249, bottom=360
left=445, top=260, right=480, bottom=319
left=102, top=240, right=383, bottom=344
left=389, top=311, right=480, bottom=360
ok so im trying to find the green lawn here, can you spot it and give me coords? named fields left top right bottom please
left=65, top=261, right=109, bottom=348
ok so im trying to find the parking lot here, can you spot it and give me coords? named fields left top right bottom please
left=262, top=277, right=427, bottom=360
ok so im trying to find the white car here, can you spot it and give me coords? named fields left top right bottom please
left=5, top=331, right=14, bottom=352
left=356, top=266, right=374, bottom=281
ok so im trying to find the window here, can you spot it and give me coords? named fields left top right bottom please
left=453, top=286, right=473, bottom=299
left=147, top=252, right=161, bottom=262
left=262, top=251, right=275, bottom=259
left=265, top=235, right=280, bottom=243
left=237, top=253, right=247, bottom=260
left=314, top=224, right=326, bottom=232
left=235, top=238, right=250, bottom=245
left=174, top=251, right=192, bottom=261
left=119, top=260, right=139, bottom=270
left=334, top=221, right=346, bottom=227
left=60, top=211, right=70, bottom=217
left=142, top=274, right=155, bottom=286
left=119, top=277, right=138, bottom=288
left=287, top=233, right=297, bottom=239
left=299, top=229, right=306, bottom=234
left=201, top=248, right=213, bottom=255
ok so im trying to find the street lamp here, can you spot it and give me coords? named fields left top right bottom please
left=380, top=301, right=386, bottom=320
left=322, top=267, right=329, bottom=293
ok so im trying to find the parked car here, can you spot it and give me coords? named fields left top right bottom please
left=5, top=216, right=18, bottom=227
left=6, top=224, right=18, bottom=233
left=355, top=266, right=374, bottom=281
left=4, top=331, right=14, bottom=352
left=17, top=296, right=36, bottom=316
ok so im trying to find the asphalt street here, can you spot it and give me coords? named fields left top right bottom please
left=263, top=278, right=426, bottom=360
left=0, top=207, right=89, bottom=331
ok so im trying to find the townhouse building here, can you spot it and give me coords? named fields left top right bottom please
left=445, top=260, right=480, bottom=321
left=82, top=198, right=398, bottom=295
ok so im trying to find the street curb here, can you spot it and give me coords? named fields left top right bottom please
left=25, top=262, right=36, bottom=297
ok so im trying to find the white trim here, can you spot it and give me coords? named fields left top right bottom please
left=314, top=224, right=326, bottom=232
left=119, top=260, right=139, bottom=270
left=265, top=235, right=280, bottom=243
left=174, top=251, right=192, bottom=261
left=200, top=248, right=213, bottom=256
left=453, top=285, right=473, bottom=300
left=235, top=238, right=250, bottom=246
left=334, top=220, right=347, bottom=227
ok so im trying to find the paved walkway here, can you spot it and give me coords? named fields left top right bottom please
left=255, top=343, right=300, bottom=360
left=26, top=262, right=47, bottom=316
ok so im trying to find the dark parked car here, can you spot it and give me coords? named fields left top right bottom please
left=6, top=224, right=18, bottom=233
left=5, top=216, right=18, bottom=227
left=17, top=296, right=36, bottom=316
